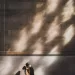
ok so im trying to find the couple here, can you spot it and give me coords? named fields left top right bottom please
left=15, top=63, right=34, bottom=75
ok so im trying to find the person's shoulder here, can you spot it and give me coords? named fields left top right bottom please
left=30, top=65, right=34, bottom=70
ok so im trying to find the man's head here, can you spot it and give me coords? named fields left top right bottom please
left=26, top=63, right=29, bottom=67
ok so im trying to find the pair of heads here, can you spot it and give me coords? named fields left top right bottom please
left=22, top=62, right=30, bottom=70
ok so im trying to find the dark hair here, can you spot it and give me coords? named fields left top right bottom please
left=26, top=63, right=29, bottom=67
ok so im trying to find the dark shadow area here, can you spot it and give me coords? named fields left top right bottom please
left=46, top=56, right=75, bottom=75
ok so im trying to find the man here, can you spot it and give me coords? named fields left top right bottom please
left=22, top=63, right=34, bottom=75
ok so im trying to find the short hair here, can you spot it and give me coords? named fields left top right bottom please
left=26, top=63, right=29, bottom=67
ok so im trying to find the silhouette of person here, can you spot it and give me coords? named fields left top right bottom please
left=15, top=71, right=20, bottom=75
left=22, top=63, right=34, bottom=75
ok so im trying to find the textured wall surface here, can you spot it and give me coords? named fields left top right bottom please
left=0, top=0, right=75, bottom=75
